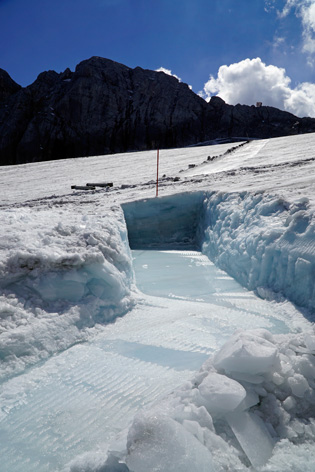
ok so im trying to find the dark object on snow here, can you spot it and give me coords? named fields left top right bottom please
left=86, top=182, right=113, bottom=187
left=71, top=185, right=96, bottom=190
left=1, top=57, right=315, bottom=165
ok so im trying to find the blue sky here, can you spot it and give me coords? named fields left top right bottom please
left=1, top=0, right=315, bottom=116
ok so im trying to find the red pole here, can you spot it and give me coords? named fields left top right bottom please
left=156, top=148, right=159, bottom=197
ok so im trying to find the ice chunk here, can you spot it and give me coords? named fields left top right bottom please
left=236, top=389, right=260, bottom=411
left=198, top=372, right=246, bottom=415
left=226, top=411, right=274, bottom=468
left=230, top=371, right=265, bottom=384
left=287, top=374, right=310, bottom=397
left=304, top=333, right=315, bottom=353
left=182, top=419, right=205, bottom=443
left=213, top=331, right=278, bottom=375
left=126, top=412, right=214, bottom=472
left=283, top=396, right=297, bottom=411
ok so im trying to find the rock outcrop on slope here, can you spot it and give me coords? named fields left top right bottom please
left=1, top=56, right=315, bottom=165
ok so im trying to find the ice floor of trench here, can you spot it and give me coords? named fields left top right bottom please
left=0, top=250, right=310, bottom=472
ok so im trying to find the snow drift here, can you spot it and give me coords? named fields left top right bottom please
left=0, top=206, right=135, bottom=379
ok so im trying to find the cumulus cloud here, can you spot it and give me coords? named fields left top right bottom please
left=285, top=81, right=315, bottom=115
left=155, top=67, right=182, bottom=82
left=200, top=57, right=315, bottom=117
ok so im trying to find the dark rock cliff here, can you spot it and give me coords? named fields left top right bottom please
left=0, top=69, right=21, bottom=103
left=1, top=56, right=315, bottom=165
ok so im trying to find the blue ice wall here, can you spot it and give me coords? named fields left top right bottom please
left=122, top=192, right=205, bottom=249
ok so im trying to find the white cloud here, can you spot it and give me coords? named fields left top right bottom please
left=277, top=0, right=299, bottom=18
left=300, top=1, right=315, bottom=54
left=201, top=57, right=315, bottom=117
left=285, top=81, right=315, bottom=115
left=277, top=0, right=315, bottom=59
left=264, top=0, right=277, bottom=12
left=155, top=67, right=182, bottom=82
left=273, top=36, right=286, bottom=48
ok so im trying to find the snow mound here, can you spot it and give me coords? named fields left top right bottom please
left=202, top=191, right=315, bottom=313
left=0, top=206, right=135, bottom=380
left=109, top=328, right=315, bottom=471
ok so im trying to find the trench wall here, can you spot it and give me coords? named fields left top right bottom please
left=123, top=191, right=315, bottom=315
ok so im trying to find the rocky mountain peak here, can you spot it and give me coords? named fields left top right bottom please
left=0, top=69, right=21, bottom=103
left=209, top=96, right=226, bottom=108
left=1, top=56, right=315, bottom=166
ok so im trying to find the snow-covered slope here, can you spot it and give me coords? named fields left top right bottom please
left=1, top=133, right=315, bottom=471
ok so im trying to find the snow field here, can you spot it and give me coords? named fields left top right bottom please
left=0, top=133, right=315, bottom=470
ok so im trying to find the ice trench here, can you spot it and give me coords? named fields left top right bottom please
left=1, top=190, right=315, bottom=472
left=122, top=190, right=315, bottom=315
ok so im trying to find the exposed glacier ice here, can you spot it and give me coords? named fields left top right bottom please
left=122, top=191, right=205, bottom=249
left=114, top=329, right=315, bottom=472
left=226, top=411, right=275, bottom=469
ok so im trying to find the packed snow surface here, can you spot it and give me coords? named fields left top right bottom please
left=0, top=133, right=315, bottom=471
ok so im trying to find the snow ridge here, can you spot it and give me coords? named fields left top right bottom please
left=202, top=191, right=315, bottom=314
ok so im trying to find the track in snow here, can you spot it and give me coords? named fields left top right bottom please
left=182, top=139, right=268, bottom=177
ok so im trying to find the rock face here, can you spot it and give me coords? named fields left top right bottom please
left=0, top=69, right=21, bottom=103
left=1, top=56, right=315, bottom=165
